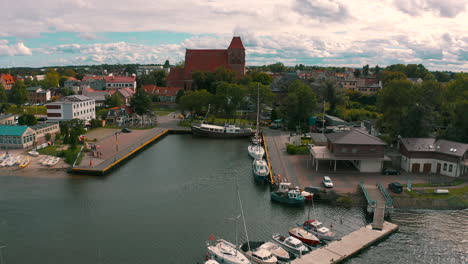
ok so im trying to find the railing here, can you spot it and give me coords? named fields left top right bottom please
left=377, top=182, right=393, bottom=207
left=359, top=181, right=376, bottom=206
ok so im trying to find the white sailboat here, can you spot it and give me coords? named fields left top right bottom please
left=248, top=84, right=265, bottom=159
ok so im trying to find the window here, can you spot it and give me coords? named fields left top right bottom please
left=370, top=148, right=376, bottom=152
left=352, top=148, right=358, bottom=154
left=443, top=163, right=447, bottom=171
left=449, top=164, right=453, bottom=172
left=341, top=148, right=347, bottom=153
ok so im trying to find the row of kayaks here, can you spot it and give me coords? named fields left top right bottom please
left=0, top=154, right=31, bottom=168
left=206, top=220, right=336, bottom=264
left=38, top=156, right=60, bottom=167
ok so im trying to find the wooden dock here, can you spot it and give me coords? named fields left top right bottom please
left=292, top=221, right=399, bottom=264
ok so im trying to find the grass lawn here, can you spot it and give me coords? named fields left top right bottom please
left=403, top=178, right=465, bottom=188
left=405, top=186, right=468, bottom=199
left=152, top=105, right=174, bottom=116
left=5, top=105, right=47, bottom=115
left=37, top=145, right=84, bottom=164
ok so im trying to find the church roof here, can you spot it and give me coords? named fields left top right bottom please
left=184, top=49, right=230, bottom=78
left=228, top=36, right=245, bottom=50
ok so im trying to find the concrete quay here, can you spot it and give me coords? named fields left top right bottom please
left=293, top=221, right=399, bottom=264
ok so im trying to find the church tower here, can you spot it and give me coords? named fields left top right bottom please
left=227, top=37, right=246, bottom=77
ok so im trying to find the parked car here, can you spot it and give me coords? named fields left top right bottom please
left=121, top=128, right=132, bottom=133
left=382, top=168, right=400, bottom=175
left=388, top=182, right=403, bottom=193
left=322, top=176, right=333, bottom=188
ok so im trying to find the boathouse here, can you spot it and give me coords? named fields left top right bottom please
left=309, top=129, right=388, bottom=172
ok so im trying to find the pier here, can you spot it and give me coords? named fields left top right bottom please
left=359, top=181, right=394, bottom=229
left=292, top=221, right=399, bottom=264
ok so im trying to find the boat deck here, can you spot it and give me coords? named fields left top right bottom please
left=292, top=221, right=399, bottom=264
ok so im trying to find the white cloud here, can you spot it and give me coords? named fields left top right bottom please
left=393, top=0, right=468, bottom=17
left=0, top=42, right=32, bottom=56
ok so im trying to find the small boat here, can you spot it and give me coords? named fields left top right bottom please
left=248, top=144, right=265, bottom=159
left=207, top=239, right=251, bottom=264
left=1, top=157, right=10, bottom=167
left=0, top=153, right=6, bottom=160
left=42, top=156, right=52, bottom=166
left=239, top=242, right=277, bottom=264
left=301, top=220, right=336, bottom=241
left=205, top=260, right=220, bottom=264
left=28, top=150, right=40, bottom=157
left=6, top=156, right=19, bottom=166
left=47, top=157, right=60, bottom=167
left=19, top=157, right=31, bottom=168
left=251, top=135, right=261, bottom=145
left=252, top=159, right=269, bottom=182
left=259, top=241, right=295, bottom=262
left=288, top=227, right=320, bottom=246
left=271, top=234, right=309, bottom=256
left=270, top=189, right=305, bottom=206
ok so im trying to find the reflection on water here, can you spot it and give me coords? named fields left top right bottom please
left=0, top=135, right=466, bottom=263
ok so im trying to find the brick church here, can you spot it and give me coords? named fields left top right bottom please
left=167, top=36, right=246, bottom=90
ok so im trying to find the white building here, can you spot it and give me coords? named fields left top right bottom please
left=104, top=76, right=137, bottom=92
left=399, top=138, right=468, bottom=177
left=46, top=95, right=96, bottom=121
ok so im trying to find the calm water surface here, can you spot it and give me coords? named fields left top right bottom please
left=0, top=135, right=466, bottom=263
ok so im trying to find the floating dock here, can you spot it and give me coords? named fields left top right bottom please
left=292, top=221, right=399, bottom=264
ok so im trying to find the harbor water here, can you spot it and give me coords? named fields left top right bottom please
left=0, top=135, right=466, bottom=263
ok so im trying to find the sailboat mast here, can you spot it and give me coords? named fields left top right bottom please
left=256, top=84, right=260, bottom=135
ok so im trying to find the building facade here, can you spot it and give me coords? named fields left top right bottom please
left=31, top=123, right=60, bottom=145
left=46, top=95, right=96, bottom=121
left=399, top=138, right=468, bottom=177
left=0, top=74, right=15, bottom=90
left=143, top=85, right=181, bottom=102
left=0, top=125, right=36, bottom=149
left=0, top=114, right=16, bottom=125
left=167, top=36, right=246, bottom=90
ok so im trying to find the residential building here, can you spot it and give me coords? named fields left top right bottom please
left=0, top=114, right=16, bottom=125
left=309, top=129, right=388, bottom=172
left=355, top=77, right=382, bottom=94
left=338, top=80, right=357, bottom=91
left=109, top=88, right=134, bottom=104
left=142, top=85, right=181, bottom=102
left=399, top=138, right=468, bottom=177
left=0, top=74, right=15, bottom=90
left=407, top=77, right=423, bottom=84
left=167, top=36, right=246, bottom=90
left=81, top=87, right=109, bottom=106
left=31, top=123, right=60, bottom=145
left=0, top=125, right=36, bottom=149
left=82, top=76, right=107, bottom=90
left=26, top=86, right=51, bottom=104
left=104, top=76, right=137, bottom=92
left=105, top=105, right=134, bottom=125
left=136, top=65, right=169, bottom=76
left=46, top=95, right=96, bottom=121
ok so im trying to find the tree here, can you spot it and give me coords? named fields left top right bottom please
left=105, top=93, right=123, bottom=108
left=213, top=66, right=237, bottom=83
left=130, top=88, right=152, bottom=115
left=249, top=72, right=273, bottom=85
left=363, top=64, right=369, bottom=76
left=138, top=70, right=167, bottom=87
left=9, top=80, right=27, bottom=105
left=45, top=133, right=51, bottom=142
left=175, top=89, right=185, bottom=104
left=374, top=65, right=381, bottom=75
left=279, top=80, right=317, bottom=130
left=42, top=69, right=60, bottom=88
left=0, top=83, right=7, bottom=103
left=163, top=60, right=170, bottom=68
left=191, top=71, right=215, bottom=92
left=320, top=80, right=347, bottom=116
left=213, top=82, right=247, bottom=118
left=18, top=114, right=37, bottom=126
left=179, top=89, right=213, bottom=114
left=354, top=70, right=361, bottom=78
left=59, top=119, right=85, bottom=147
left=380, top=71, right=407, bottom=86
left=268, top=62, right=285, bottom=73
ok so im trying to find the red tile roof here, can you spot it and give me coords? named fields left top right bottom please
left=184, top=49, right=230, bottom=79
left=142, top=85, right=181, bottom=96
left=166, top=68, right=186, bottom=82
left=228, top=36, right=245, bottom=50
left=82, top=75, right=105, bottom=81
left=67, top=76, right=78, bottom=81
left=104, top=76, right=136, bottom=83
left=109, top=87, right=134, bottom=98
left=109, top=104, right=134, bottom=115
left=0, top=74, right=15, bottom=84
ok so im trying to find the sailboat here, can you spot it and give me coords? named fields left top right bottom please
left=206, top=174, right=252, bottom=264
left=248, top=84, right=265, bottom=159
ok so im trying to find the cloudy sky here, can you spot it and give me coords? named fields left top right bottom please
left=1, top=0, right=467, bottom=71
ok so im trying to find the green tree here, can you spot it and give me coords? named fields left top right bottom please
left=9, top=80, right=27, bottom=105
left=380, top=71, right=407, bottom=86
left=320, top=80, right=347, bottom=116
left=45, top=133, right=51, bottom=142
left=363, top=64, right=369, bottom=76
left=175, top=89, right=185, bottom=104
left=249, top=72, right=273, bottom=85
left=18, top=114, right=37, bottom=126
left=179, top=89, right=213, bottom=114
left=59, top=119, right=85, bottom=147
left=138, top=70, right=167, bottom=87
left=279, top=80, right=317, bottom=130
left=268, top=62, right=285, bottom=73
left=42, top=69, right=60, bottom=88
left=0, top=83, right=7, bottom=103
left=105, top=93, right=123, bottom=108
left=191, top=71, right=215, bottom=92
left=374, top=65, right=381, bottom=75
left=213, top=66, right=237, bottom=83
left=213, top=82, right=247, bottom=118
left=163, top=60, right=170, bottom=68
left=130, top=88, right=152, bottom=115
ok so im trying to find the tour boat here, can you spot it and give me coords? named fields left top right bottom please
left=301, top=220, right=336, bottom=241
left=191, top=123, right=255, bottom=138
left=248, top=144, right=265, bottom=159
left=239, top=242, right=277, bottom=264
left=207, top=239, right=251, bottom=264
left=271, top=234, right=309, bottom=255
left=252, top=159, right=269, bottom=182
left=288, top=227, right=320, bottom=246
left=259, top=241, right=295, bottom=262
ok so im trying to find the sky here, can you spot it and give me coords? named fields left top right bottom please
left=1, top=0, right=467, bottom=71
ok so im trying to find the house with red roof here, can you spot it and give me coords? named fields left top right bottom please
left=105, top=105, right=134, bottom=125
left=167, top=36, right=246, bottom=90
left=108, top=87, right=134, bottom=104
left=0, top=74, right=15, bottom=90
left=143, top=85, right=181, bottom=103
left=104, top=75, right=137, bottom=92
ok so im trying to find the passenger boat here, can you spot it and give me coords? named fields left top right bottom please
left=259, top=241, right=295, bottom=262
left=207, top=239, right=251, bottom=264
left=271, top=234, right=309, bottom=255
left=301, top=220, right=336, bottom=241
left=192, top=123, right=255, bottom=138
left=252, top=159, right=269, bottom=182
left=248, top=144, right=264, bottom=159
left=239, top=242, right=277, bottom=264
left=288, top=227, right=320, bottom=246
left=270, top=183, right=305, bottom=206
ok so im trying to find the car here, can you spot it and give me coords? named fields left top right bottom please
left=382, top=168, right=400, bottom=175
left=322, top=176, right=333, bottom=188
left=121, top=128, right=132, bottom=133
left=388, top=182, right=403, bottom=193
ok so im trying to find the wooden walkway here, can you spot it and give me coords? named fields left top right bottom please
left=292, top=221, right=399, bottom=264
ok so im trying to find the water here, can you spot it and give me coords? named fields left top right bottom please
left=0, top=135, right=466, bottom=263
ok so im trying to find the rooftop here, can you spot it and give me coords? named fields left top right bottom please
left=326, top=129, right=386, bottom=145
left=0, top=125, right=29, bottom=136
left=401, top=138, right=468, bottom=157
left=53, top=95, right=93, bottom=103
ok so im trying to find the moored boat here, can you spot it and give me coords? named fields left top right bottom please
left=192, top=123, right=255, bottom=138
left=259, top=241, right=295, bottom=262
left=288, top=227, right=320, bottom=246
left=252, top=159, right=269, bottom=182
left=207, top=239, right=251, bottom=264
left=239, top=242, right=277, bottom=264
left=301, top=219, right=336, bottom=241
left=270, top=187, right=305, bottom=206
left=47, top=157, right=60, bottom=167
left=248, top=144, right=265, bottom=159
left=28, top=150, right=40, bottom=156
left=19, top=157, right=31, bottom=168
left=271, top=234, right=309, bottom=255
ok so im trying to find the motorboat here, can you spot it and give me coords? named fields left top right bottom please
left=288, top=227, right=320, bottom=246
left=248, top=144, right=265, bottom=159
left=47, top=157, right=60, bottom=167
left=207, top=239, right=251, bottom=264
left=270, top=187, right=305, bottom=206
left=252, top=159, right=269, bottom=182
left=28, top=150, right=40, bottom=157
left=239, top=242, right=277, bottom=264
left=301, top=220, right=336, bottom=241
left=192, top=123, right=255, bottom=138
left=259, top=241, right=295, bottom=262
left=205, top=260, right=220, bottom=264
left=271, top=234, right=309, bottom=255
